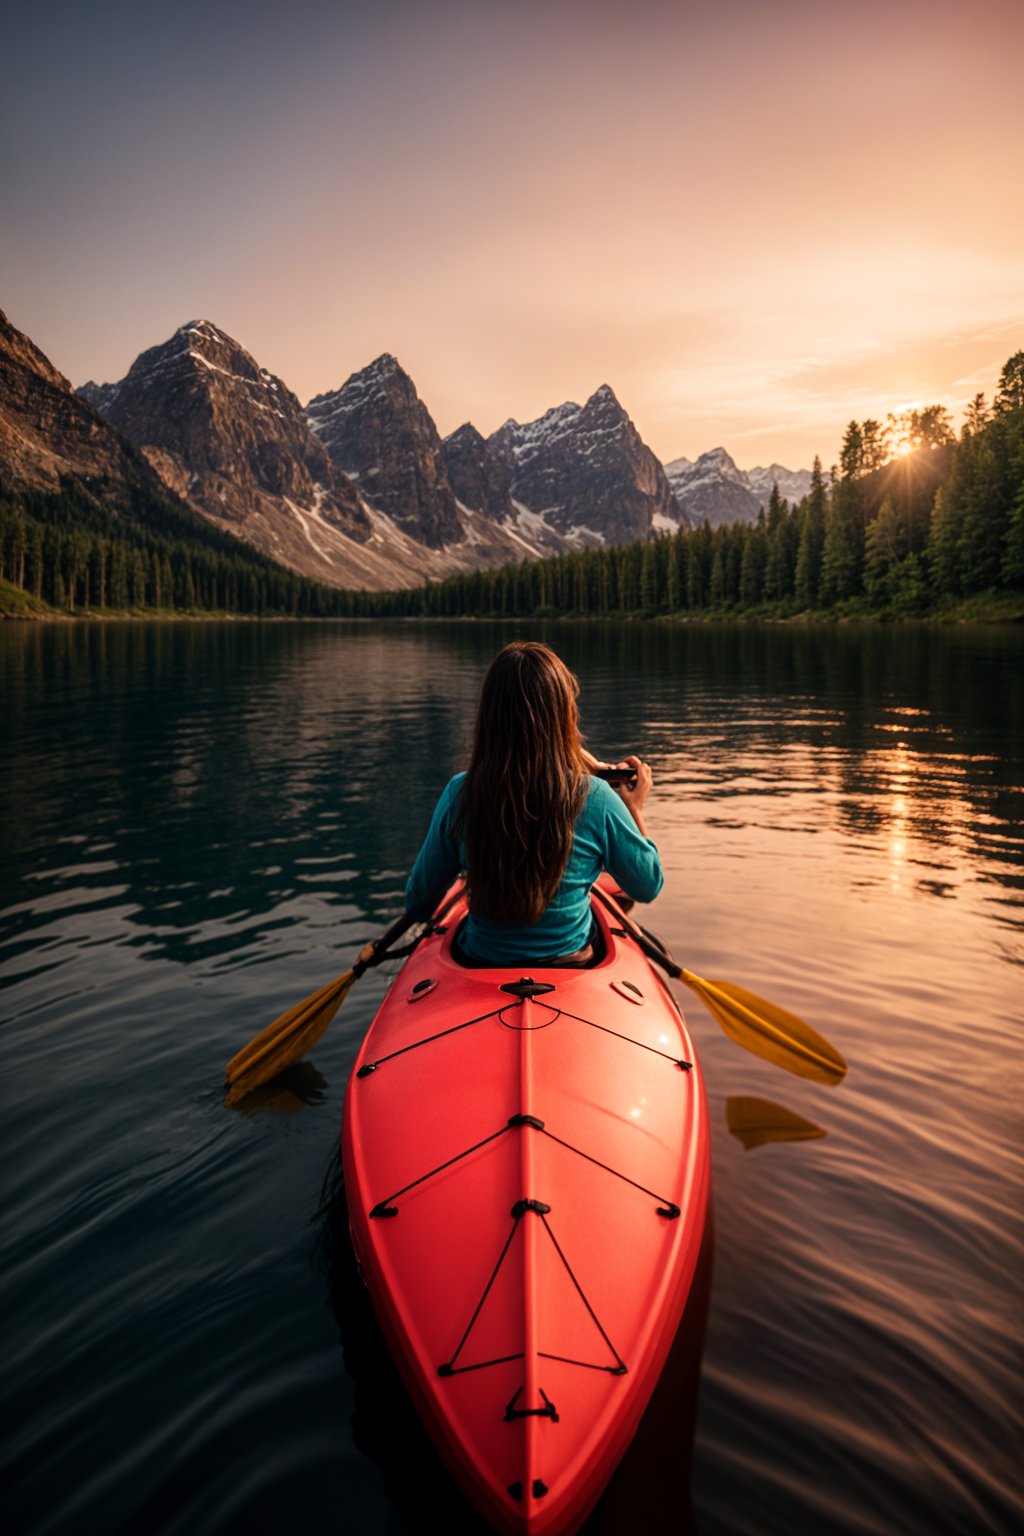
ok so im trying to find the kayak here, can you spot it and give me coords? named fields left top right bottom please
left=342, top=876, right=711, bottom=1535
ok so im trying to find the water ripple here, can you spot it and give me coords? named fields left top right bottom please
left=2, top=620, right=1022, bottom=1536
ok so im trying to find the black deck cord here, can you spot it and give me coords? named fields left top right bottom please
left=556, top=1006, right=691, bottom=1070
left=535, top=1124, right=681, bottom=1219
left=369, top=1112, right=679, bottom=1219
left=359, top=995, right=689, bottom=1077
left=360, top=886, right=691, bottom=1073
left=438, top=1204, right=625, bottom=1381
left=538, top=1211, right=627, bottom=1373
left=370, top=1120, right=517, bottom=1217
left=438, top=1210, right=525, bottom=1376
left=357, top=1001, right=513, bottom=1077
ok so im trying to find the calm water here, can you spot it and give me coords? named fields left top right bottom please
left=2, top=620, right=1022, bottom=1536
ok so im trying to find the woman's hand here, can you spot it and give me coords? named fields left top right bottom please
left=615, top=754, right=653, bottom=836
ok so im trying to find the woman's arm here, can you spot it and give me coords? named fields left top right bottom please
left=599, top=760, right=664, bottom=902
left=404, top=776, right=463, bottom=918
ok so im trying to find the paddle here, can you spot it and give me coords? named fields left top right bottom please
left=591, top=886, right=847, bottom=1085
left=223, top=909, right=421, bottom=1106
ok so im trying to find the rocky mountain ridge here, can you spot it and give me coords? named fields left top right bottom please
left=665, top=448, right=813, bottom=528
left=442, top=421, right=515, bottom=525
left=73, top=320, right=694, bottom=585
left=1, top=308, right=160, bottom=498
left=4, top=306, right=810, bottom=591
left=307, top=353, right=461, bottom=550
left=76, top=320, right=382, bottom=585
left=486, top=384, right=685, bottom=546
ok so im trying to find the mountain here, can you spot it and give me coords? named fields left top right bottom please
left=1, top=309, right=159, bottom=496
left=442, top=422, right=515, bottom=525
left=665, top=448, right=760, bottom=527
left=75, top=320, right=391, bottom=585
left=665, top=449, right=812, bottom=527
left=0, top=309, right=381, bottom=619
left=78, top=328, right=585, bottom=585
left=41, top=310, right=816, bottom=587
left=307, top=354, right=461, bottom=549
left=306, top=359, right=597, bottom=563
left=487, top=385, right=687, bottom=545
left=746, top=463, right=815, bottom=507
left=307, top=366, right=686, bottom=552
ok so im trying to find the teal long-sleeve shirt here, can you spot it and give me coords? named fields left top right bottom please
left=404, top=772, right=664, bottom=963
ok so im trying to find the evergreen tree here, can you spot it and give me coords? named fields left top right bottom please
left=860, top=420, right=888, bottom=473
left=839, top=421, right=864, bottom=479
left=762, top=486, right=792, bottom=602
left=739, top=512, right=767, bottom=605
left=665, top=531, right=686, bottom=609
left=928, top=398, right=1022, bottom=594
left=687, top=523, right=711, bottom=608
left=1003, top=478, right=1024, bottom=586
left=864, top=496, right=905, bottom=603
left=709, top=537, right=728, bottom=606
left=639, top=542, right=658, bottom=611
left=795, top=457, right=827, bottom=607
left=888, top=405, right=955, bottom=453
left=962, top=393, right=991, bottom=438
left=820, top=478, right=863, bottom=602
left=994, top=351, right=1024, bottom=415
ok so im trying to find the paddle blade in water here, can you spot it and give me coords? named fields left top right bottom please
left=224, top=969, right=357, bottom=1106
left=679, top=971, right=847, bottom=1085
left=726, top=1095, right=827, bottom=1151
left=227, top=1061, right=329, bottom=1119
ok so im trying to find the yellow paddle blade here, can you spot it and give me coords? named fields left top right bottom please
left=224, top=969, right=357, bottom=1106
left=679, top=970, right=847, bottom=1085
left=726, top=1095, right=828, bottom=1151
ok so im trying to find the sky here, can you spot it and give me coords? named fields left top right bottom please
left=2, top=0, right=1022, bottom=469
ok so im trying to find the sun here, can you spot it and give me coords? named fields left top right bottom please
left=895, top=440, right=914, bottom=457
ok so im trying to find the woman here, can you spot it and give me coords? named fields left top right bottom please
left=402, top=641, right=662, bottom=965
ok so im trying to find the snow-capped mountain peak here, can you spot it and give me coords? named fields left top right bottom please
left=485, top=387, right=685, bottom=543
left=664, top=448, right=813, bottom=527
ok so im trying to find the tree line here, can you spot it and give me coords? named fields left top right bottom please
left=2, top=353, right=1021, bottom=620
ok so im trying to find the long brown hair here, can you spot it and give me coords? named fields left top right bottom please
left=455, top=642, right=587, bottom=924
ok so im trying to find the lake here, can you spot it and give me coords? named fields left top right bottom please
left=2, top=618, right=1021, bottom=1535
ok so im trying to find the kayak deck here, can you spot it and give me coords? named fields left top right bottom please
left=342, top=881, right=711, bottom=1535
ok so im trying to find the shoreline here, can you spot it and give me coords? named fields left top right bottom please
left=3, top=600, right=1022, bottom=628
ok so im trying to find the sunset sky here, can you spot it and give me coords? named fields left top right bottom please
left=3, top=0, right=1022, bottom=468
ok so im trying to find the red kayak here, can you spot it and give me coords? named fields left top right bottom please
left=342, top=877, right=711, bottom=1535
